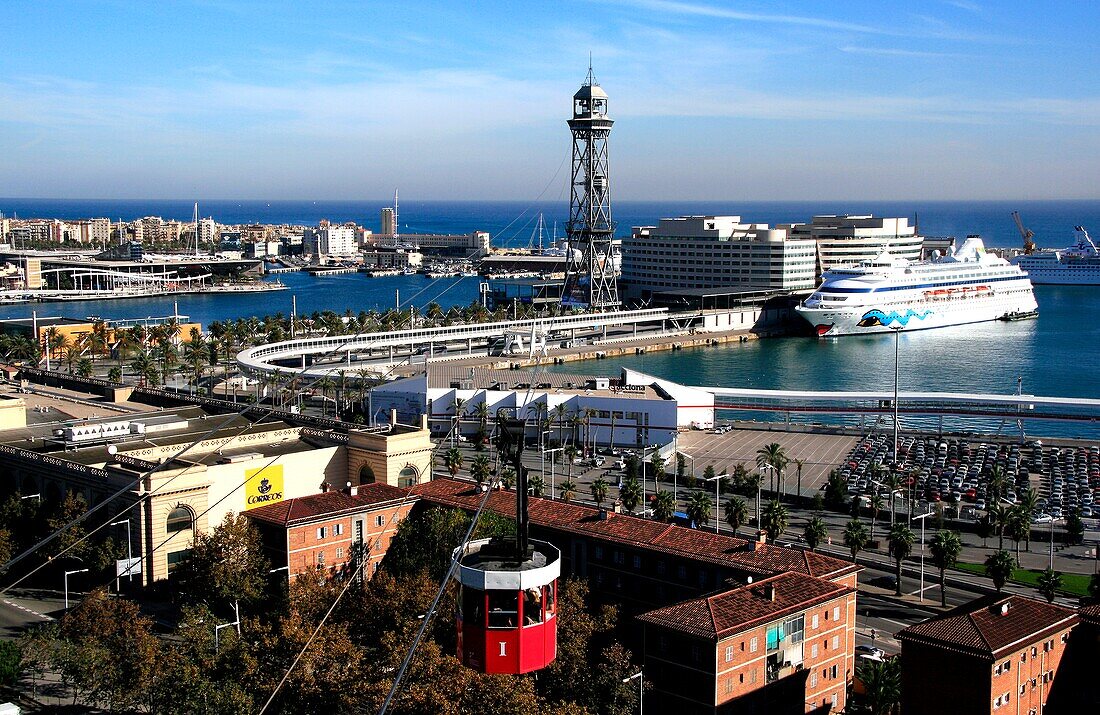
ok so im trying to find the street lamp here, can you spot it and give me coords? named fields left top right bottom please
left=64, top=568, right=88, bottom=609
left=622, top=670, right=643, bottom=714
left=871, top=480, right=905, bottom=526
left=19, top=493, right=41, bottom=502
left=111, top=518, right=133, bottom=588
left=703, top=473, right=728, bottom=534
left=758, top=465, right=776, bottom=529
left=677, top=450, right=696, bottom=505
left=542, top=446, right=565, bottom=500
left=911, top=511, right=935, bottom=603
left=891, top=326, right=902, bottom=466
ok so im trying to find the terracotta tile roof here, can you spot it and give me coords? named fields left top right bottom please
left=409, top=478, right=859, bottom=581
left=897, top=595, right=1079, bottom=659
left=245, top=483, right=411, bottom=527
left=1077, top=603, right=1100, bottom=626
left=636, top=571, right=852, bottom=639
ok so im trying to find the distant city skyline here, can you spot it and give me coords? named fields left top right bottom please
left=1, top=1, right=1097, bottom=201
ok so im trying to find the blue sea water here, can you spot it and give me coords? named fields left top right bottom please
left=1, top=198, right=1098, bottom=437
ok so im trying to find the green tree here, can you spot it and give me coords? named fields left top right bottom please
left=844, top=519, right=869, bottom=564
left=868, top=490, right=885, bottom=543
left=527, top=474, right=545, bottom=498
left=1037, top=569, right=1063, bottom=603
left=624, top=454, right=639, bottom=482
left=929, top=530, right=962, bottom=607
left=470, top=454, right=493, bottom=490
left=590, top=477, right=610, bottom=508
left=985, top=550, right=1016, bottom=592
left=652, top=490, right=675, bottom=523
left=444, top=447, right=463, bottom=477
left=178, top=513, right=270, bottom=608
left=975, top=514, right=994, bottom=548
left=384, top=505, right=513, bottom=581
left=887, top=523, right=915, bottom=596
left=560, top=479, right=577, bottom=503
left=686, top=491, right=713, bottom=530
left=803, top=516, right=828, bottom=552
left=499, top=467, right=516, bottom=490
left=619, top=477, right=642, bottom=514
left=649, top=451, right=666, bottom=483
left=823, top=470, right=847, bottom=509
left=106, top=366, right=122, bottom=384
left=723, top=497, right=749, bottom=533
left=755, top=442, right=789, bottom=497
left=75, top=357, right=93, bottom=378
left=854, top=656, right=901, bottom=715
left=0, top=641, right=21, bottom=687
left=1065, top=510, right=1085, bottom=545
left=761, top=499, right=788, bottom=543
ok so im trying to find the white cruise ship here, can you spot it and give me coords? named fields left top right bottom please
left=1010, top=226, right=1100, bottom=285
left=796, top=236, right=1037, bottom=337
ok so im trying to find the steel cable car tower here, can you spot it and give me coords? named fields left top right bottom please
left=561, top=65, right=619, bottom=310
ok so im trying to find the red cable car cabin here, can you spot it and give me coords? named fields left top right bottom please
left=454, top=537, right=560, bottom=674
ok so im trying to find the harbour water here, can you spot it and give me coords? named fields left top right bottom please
left=2, top=199, right=1098, bottom=436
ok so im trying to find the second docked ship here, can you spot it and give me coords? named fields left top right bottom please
left=796, top=236, right=1038, bottom=337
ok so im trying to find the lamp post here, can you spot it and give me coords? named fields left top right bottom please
left=64, top=568, right=88, bottom=609
left=111, top=518, right=133, bottom=588
left=704, top=473, right=728, bottom=533
left=677, top=450, right=696, bottom=506
left=892, top=326, right=902, bottom=466
left=542, top=447, right=564, bottom=500
left=912, top=510, right=934, bottom=603
left=758, top=464, right=775, bottom=529
left=622, top=670, right=643, bottom=714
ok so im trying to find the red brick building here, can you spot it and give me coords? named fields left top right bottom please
left=637, top=571, right=855, bottom=714
left=246, top=483, right=414, bottom=579
left=897, top=595, right=1079, bottom=715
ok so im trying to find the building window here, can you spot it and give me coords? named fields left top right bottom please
left=724, top=678, right=733, bottom=694
left=832, top=636, right=839, bottom=649
left=166, top=506, right=193, bottom=534
left=633, top=555, right=642, bottom=569
left=812, top=644, right=818, bottom=658
left=334, top=523, right=344, bottom=536
left=317, top=527, right=327, bottom=540
left=335, top=547, right=344, bottom=559
left=317, top=551, right=325, bottom=566
left=678, top=565, right=687, bottom=580
left=167, top=549, right=191, bottom=574
left=811, top=672, right=817, bottom=687
left=831, top=665, right=838, bottom=679
left=750, top=637, right=758, bottom=653
left=613, top=551, right=624, bottom=565
left=375, top=515, right=385, bottom=527
left=594, top=545, right=604, bottom=560
left=831, top=694, right=837, bottom=708
left=656, top=560, right=666, bottom=575
left=691, top=645, right=701, bottom=662
left=725, top=646, right=733, bottom=662
left=811, top=614, right=819, bottom=629
left=833, top=606, right=840, bottom=621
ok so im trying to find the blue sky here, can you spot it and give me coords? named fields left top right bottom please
left=1, top=0, right=1098, bottom=201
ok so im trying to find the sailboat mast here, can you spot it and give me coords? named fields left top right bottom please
left=393, top=189, right=399, bottom=237
left=537, top=213, right=545, bottom=254
left=193, top=202, right=200, bottom=256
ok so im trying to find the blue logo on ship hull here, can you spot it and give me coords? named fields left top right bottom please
left=857, top=309, right=933, bottom=328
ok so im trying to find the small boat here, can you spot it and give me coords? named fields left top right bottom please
left=999, top=310, right=1039, bottom=322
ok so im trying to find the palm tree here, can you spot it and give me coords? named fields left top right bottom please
left=1036, top=569, right=1062, bottom=603
left=803, top=516, right=828, bottom=552
left=652, top=490, right=675, bottom=523
left=1006, top=507, right=1029, bottom=564
left=553, top=403, right=568, bottom=447
left=560, top=479, right=577, bottom=503
left=451, top=396, right=466, bottom=442
left=444, top=447, right=463, bottom=477
left=793, top=458, right=805, bottom=503
left=987, top=502, right=1010, bottom=551
left=473, top=401, right=490, bottom=449
left=527, top=474, right=545, bottom=498
left=887, top=523, right=914, bottom=596
left=316, top=376, right=336, bottom=417
left=987, top=465, right=1008, bottom=503
left=75, top=357, right=93, bottom=379
left=844, top=519, right=869, bottom=564
left=929, top=530, right=962, bottom=607
left=563, top=445, right=578, bottom=484
left=107, top=366, right=122, bottom=384
left=761, top=500, right=788, bottom=543
left=755, top=443, right=788, bottom=498
left=619, top=477, right=642, bottom=514
left=1017, top=488, right=1039, bottom=551
left=855, top=657, right=901, bottom=715
left=130, top=350, right=155, bottom=387
left=868, top=491, right=885, bottom=543
left=724, top=497, right=749, bottom=533
left=975, top=514, right=994, bottom=548
left=470, top=454, right=492, bottom=490
left=881, top=470, right=905, bottom=525
left=985, top=550, right=1016, bottom=592
left=686, top=491, right=713, bottom=530
left=590, top=477, right=610, bottom=508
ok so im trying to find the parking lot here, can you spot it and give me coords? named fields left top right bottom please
left=674, top=428, right=860, bottom=494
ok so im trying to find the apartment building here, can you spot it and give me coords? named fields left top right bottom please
left=304, top=221, right=358, bottom=256
left=246, top=484, right=416, bottom=579
left=638, top=571, right=856, bottom=714
left=621, top=216, right=817, bottom=302
left=896, top=595, right=1079, bottom=715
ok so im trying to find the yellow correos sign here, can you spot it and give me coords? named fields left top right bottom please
left=245, top=464, right=284, bottom=509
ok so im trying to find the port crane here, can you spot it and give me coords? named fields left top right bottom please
left=1011, top=211, right=1037, bottom=254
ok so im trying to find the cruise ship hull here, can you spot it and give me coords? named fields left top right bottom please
left=796, top=292, right=1038, bottom=337
left=1010, top=259, right=1100, bottom=285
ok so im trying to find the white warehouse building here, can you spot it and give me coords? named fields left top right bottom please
left=369, top=366, right=715, bottom=449
left=620, top=215, right=817, bottom=302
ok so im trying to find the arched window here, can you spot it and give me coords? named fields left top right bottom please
left=358, top=464, right=376, bottom=484
left=166, top=506, right=193, bottom=534
left=398, top=466, right=419, bottom=488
